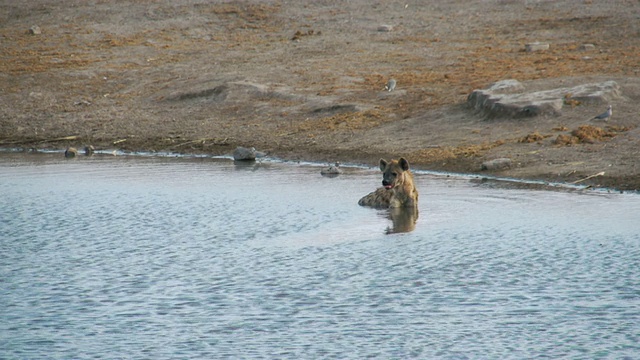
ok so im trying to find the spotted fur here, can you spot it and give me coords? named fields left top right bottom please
left=358, top=157, right=418, bottom=208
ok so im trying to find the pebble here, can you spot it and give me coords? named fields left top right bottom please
left=320, top=162, right=343, bottom=176
left=525, top=42, right=549, bottom=52
left=29, top=25, right=41, bottom=35
left=578, top=44, right=595, bottom=51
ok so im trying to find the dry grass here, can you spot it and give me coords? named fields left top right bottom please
left=554, top=125, right=633, bottom=145
left=519, top=131, right=551, bottom=143
left=410, top=140, right=506, bottom=163
left=289, top=108, right=390, bottom=135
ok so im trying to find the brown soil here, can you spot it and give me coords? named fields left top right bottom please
left=2, top=1, right=639, bottom=190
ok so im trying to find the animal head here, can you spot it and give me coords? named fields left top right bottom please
left=379, top=157, right=410, bottom=190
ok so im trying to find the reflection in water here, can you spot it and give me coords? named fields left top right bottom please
left=386, top=207, right=419, bottom=234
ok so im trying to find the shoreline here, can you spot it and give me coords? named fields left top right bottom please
left=2, top=1, right=638, bottom=192
left=1, top=144, right=634, bottom=195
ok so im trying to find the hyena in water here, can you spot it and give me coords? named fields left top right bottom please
left=358, top=157, right=418, bottom=208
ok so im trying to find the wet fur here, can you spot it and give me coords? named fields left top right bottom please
left=358, top=157, right=418, bottom=208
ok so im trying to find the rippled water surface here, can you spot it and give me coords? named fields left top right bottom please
left=1, top=153, right=639, bottom=359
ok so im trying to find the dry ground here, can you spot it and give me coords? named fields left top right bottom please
left=1, top=0, right=639, bottom=189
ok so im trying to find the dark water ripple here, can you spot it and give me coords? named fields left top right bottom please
left=1, top=154, right=639, bottom=359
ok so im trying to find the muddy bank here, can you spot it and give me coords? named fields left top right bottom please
left=1, top=1, right=639, bottom=190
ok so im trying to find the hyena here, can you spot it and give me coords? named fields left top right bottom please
left=358, top=157, right=418, bottom=208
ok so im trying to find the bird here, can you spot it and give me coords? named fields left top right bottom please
left=591, top=105, right=612, bottom=122
left=84, top=145, right=95, bottom=156
left=384, top=79, right=396, bottom=92
left=64, top=147, right=78, bottom=158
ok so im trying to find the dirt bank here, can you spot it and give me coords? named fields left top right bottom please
left=1, top=1, right=639, bottom=190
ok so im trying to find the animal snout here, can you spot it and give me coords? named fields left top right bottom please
left=382, top=180, right=390, bottom=186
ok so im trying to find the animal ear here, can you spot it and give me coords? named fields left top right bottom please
left=379, top=158, right=388, bottom=171
left=399, top=157, right=410, bottom=171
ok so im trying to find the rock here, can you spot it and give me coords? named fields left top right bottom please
left=468, top=80, right=621, bottom=119
left=579, top=44, right=596, bottom=51
left=84, top=145, right=95, bottom=156
left=525, top=42, right=549, bottom=52
left=484, top=79, right=525, bottom=94
left=65, top=147, right=78, bottom=158
left=377, top=24, right=393, bottom=32
left=320, top=162, right=343, bottom=176
left=233, top=146, right=257, bottom=161
left=164, top=81, right=303, bottom=104
left=28, top=25, right=41, bottom=35
left=481, top=158, right=512, bottom=171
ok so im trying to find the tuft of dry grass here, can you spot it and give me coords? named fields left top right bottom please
left=554, top=134, right=581, bottom=145
left=572, top=125, right=616, bottom=143
left=519, top=131, right=551, bottom=143
left=291, top=108, right=390, bottom=134
left=554, top=125, right=633, bottom=145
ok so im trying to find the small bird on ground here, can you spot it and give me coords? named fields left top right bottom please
left=384, top=79, right=396, bottom=92
left=591, top=105, right=612, bottom=122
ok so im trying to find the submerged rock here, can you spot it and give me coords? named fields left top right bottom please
left=320, top=162, right=343, bottom=176
left=233, top=146, right=257, bottom=161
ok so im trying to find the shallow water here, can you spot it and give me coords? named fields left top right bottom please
left=1, top=153, right=639, bottom=359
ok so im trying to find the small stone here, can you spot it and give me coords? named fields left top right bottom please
left=28, top=25, right=41, bottom=35
left=377, top=25, right=393, bottom=32
left=525, top=42, right=549, bottom=52
left=579, top=44, right=596, bottom=51
left=481, top=158, right=512, bottom=171
left=321, top=162, right=343, bottom=176
left=233, top=146, right=257, bottom=161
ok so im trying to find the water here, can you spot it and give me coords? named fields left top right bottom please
left=1, top=153, right=639, bottom=359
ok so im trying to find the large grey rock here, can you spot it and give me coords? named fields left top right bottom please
left=467, top=80, right=621, bottom=119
